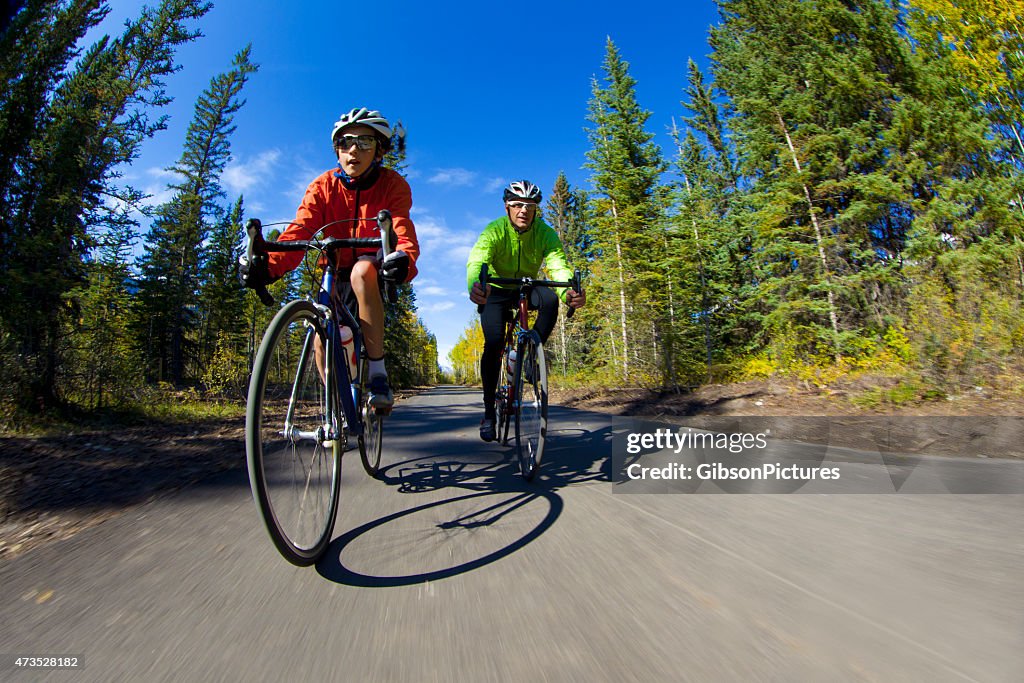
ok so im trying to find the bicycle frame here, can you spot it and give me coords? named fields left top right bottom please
left=498, top=292, right=533, bottom=414
left=246, top=212, right=394, bottom=441
left=321, top=264, right=363, bottom=436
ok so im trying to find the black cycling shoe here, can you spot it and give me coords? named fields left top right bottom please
left=479, top=417, right=496, bottom=442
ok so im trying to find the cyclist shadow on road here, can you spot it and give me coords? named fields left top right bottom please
left=316, top=390, right=612, bottom=587
left=377, top=399, right=612, bottom=496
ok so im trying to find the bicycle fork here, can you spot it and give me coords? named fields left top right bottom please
left=282, top=312, right=342, bottom=447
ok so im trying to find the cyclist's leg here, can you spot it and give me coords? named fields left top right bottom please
left=479, top=289, right=517, bottom=407
left=479, top=289, right=516, bottom=440
left=349, top=256, right=392, bottom=407
left=529, top=285, right=560, bottom=343
left=350, top=257, right=383, bottom=357
left=320, top=267, right=359, bottom=387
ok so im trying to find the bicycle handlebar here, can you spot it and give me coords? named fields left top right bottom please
left=245, top=210, right=395, bottom=306
left=478, top=264, right=583, bottom=318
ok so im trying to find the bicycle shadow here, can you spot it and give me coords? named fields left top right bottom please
left=315, top=488, right=563, bottom=587
left=315, top=392, right=612, bottom=587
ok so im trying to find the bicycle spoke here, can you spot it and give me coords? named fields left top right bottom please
left=515, top=333, right=547, bottom=480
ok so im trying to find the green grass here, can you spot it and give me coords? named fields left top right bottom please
left=849, top=380, right=944, bottom=410
left=1, top=393, right=244, bottom=436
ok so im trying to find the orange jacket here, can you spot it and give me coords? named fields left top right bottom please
left=266, top=166, right=419, bottom=281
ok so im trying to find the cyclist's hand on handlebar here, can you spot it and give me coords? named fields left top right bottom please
left=566, top=289, right=586, bottom=310
left=470, top=281, right=490, bottom=305
left=381, top=250, right=409, bottom=283
left=239, top=253, right=272, bottom=290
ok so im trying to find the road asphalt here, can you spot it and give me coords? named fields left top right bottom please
left=1, top=386, right=1021, bottom=682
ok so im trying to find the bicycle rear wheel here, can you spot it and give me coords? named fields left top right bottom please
left=359, top=398, right=384, bottom=477
left=495, top=342, right=514, bottom=445
left=246, top=300, right=342, bottom=566
left=514, top=331, right=547, bottom=480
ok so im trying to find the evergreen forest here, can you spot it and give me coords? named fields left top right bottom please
left=0, top=0, right=438, bottom=422
left=452, top=0, right=1024, bottom=402
left=2, top=1, right=1022, bottom=425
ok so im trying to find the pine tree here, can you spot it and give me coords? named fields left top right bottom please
left=710, top=0, right=920, bottom=368
left=379, top=119, right=438, bottom=386
left=197, top=195, right=248, bottom=393
left=584, top=38, right=668, bottom=383
left=545, top=171, right=595, bottom=377
left=136, top=45, right=257, bottom=385
left=0, top=0, right=209, bottom=410
left=72, top=199, right=142, bottom=408
left=899, top=0, right=1024, bottom=387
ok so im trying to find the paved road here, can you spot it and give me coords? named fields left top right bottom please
left=1, top=386, right=1022, bottom=682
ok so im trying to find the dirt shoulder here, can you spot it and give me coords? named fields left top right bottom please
left=551, top=378, right=1024, bottom=418
left=0, top=417, right=247, bottom=562
left=550, top=378, right=1024, bottom=460
left=0, top=388, right=427, bottom=563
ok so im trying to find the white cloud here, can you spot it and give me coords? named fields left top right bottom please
left=413, top=214, right=478, bottom=267
left=414, top=215, right=445, bottom=240
left=421, top=301, right=456, bottom=313
left=147, top=166, right=178, bottom=181
left=428, top=167, right=477, bottom=186
left=484, top=177, right=506, bottom=194
left=418, top=285, right=449, bottom=297
left=450, top=244, right=473, bottom=264
left=223, top=149, right=282, bottom=195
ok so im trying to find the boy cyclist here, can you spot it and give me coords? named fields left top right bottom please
left=466, top=180, right=586, bottom=442
left=241, top=107, right=419, bottom=408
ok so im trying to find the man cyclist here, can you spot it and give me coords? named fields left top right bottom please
left=241, top=107, right=419, bottom=408
left=466, top=180, right=586, bottom=442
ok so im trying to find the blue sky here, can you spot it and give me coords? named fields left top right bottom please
left=95, top=0, right=722, bottom=368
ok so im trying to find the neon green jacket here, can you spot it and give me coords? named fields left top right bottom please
left=466, top=216, right=574, bottom=301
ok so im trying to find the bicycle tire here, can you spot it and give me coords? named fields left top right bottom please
left=246, top=300, right=342, bottom=566
left=514, top=331, right=547, bottom=480
left=358, top=397, right=384, bottom=477
left=496, top=343, right=514, bottom=445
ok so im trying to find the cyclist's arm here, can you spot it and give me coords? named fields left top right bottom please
left=385, top=172, right=419, bottom=282
left=541, top=227, right=574, bottom=302
left=266, top=179, right=327, bottom=280
left=466, top=224, right=498, bottom=296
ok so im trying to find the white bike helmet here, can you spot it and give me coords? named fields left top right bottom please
left=331, top=107, right=396, bottom=152
left=503, top=179, right=543, bottom=204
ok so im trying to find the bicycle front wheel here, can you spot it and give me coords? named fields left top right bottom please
left=246, top=300, right=342, bottom=566
left=514, top=331, right=547, bottom=480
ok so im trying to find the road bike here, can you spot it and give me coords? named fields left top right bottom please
left=244, top=211, right=395, bottom=566
left=478, top=265, right=582, bottom=481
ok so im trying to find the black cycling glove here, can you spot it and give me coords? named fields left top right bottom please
left=380, top=250, right=409, bottom=283
left=239, top=253, right=271, bottom=290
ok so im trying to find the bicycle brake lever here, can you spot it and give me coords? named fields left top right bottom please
left=377, top=210, right=394, bottom=257
left=256, top=285, right=274, bottom=307
left=245, top=218, right=275, bottom=306
left=566, top=269, right=582, bottom=319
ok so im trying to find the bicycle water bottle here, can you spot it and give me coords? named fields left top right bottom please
left=506, top=348, right=517, bottom=376
left=339, top=325, right=357, bottom=381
